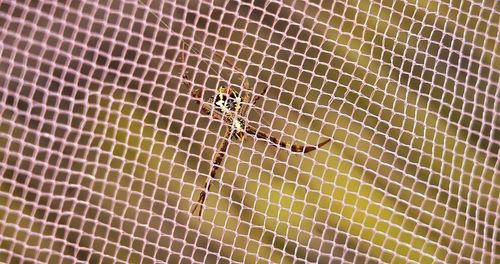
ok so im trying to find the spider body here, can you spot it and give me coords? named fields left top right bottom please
left=137, top=0, right=332, bottom=216
left=180, top=49, right=332, bottom=216
left=209, top=86, right=246, bottom=140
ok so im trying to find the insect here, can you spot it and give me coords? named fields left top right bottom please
left=179, top=47, right=332, bottom=216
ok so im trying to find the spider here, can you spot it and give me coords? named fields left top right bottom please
left=179, top=47, right=332, bottom=216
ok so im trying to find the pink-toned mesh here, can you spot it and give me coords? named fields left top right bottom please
left=0, top=1, right=498, bottom=263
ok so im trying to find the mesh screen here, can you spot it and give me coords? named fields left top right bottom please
left=0, top=0, right=498, bottom=263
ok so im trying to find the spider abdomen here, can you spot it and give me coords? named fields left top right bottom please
left=231, top=117, right=246, bottom=140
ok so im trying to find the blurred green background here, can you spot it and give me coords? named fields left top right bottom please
left=0, top=0, right=497, bottom=263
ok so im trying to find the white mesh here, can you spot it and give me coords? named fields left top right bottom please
left=0, top=1, right=498, bottom=263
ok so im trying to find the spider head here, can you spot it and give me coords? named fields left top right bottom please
left=210, top=85, right=242, bottom=114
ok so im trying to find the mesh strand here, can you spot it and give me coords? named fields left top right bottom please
left=0, top=1, right=498, bottom=263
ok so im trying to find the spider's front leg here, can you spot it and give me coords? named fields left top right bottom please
left=178, top=44, right=215, bottom=115
left=181, top=73, right=202, bottom=99
left=252, top=86, right=268, bottom=105
left=180, top=72, right=216, bottom=116
left=191, top=129, right=232, bottom=216
left=212, top=52, right=254, bottom=116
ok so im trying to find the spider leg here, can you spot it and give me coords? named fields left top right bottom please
left=245, top=124, right=331, bottom=153
left=212, top=52, right=252, bottom=116
left=178, top=43, right=216, bottom=116
left=180, top=72, right=215, bottom=116
left=181, top=73, right=202, bottom=99
left=212, top=52, right=247, bottom=88
left=252, top=86, right=268, bottom=106
left=191, top=129, right=232, bottom=216
left=290, top=137, right=331, bottom=153
left=179, top=42, right=188, bottom=64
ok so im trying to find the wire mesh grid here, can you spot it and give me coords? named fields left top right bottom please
left=0, top=0, right=498, bottom=263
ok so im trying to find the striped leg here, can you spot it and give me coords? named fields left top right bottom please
left=245, top=124, right=331, bottom=153
left=252, top=86, right=268, bottom=105
left=191, top=129, right=232, bottom=216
